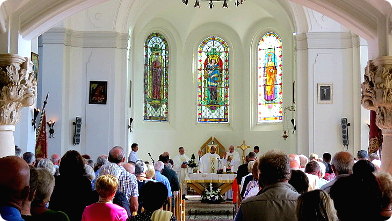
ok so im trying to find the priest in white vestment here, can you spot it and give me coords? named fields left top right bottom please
left=223, top=145, right=241, bottom=173
left=198, top=146, right=221, bottom=173
left=173, top=147, right=190, bottom=195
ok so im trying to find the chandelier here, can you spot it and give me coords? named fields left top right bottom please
left=182, top=0, right=246, bottom=8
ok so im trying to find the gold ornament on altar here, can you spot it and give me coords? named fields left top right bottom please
left=237, top=140, right=250, bottom=164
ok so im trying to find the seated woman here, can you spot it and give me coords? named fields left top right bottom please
left=50, top=150, right=95, bottom=221
left=30, top=168, right=70, bottom=221
left=242, top=161, right=260, bottom=200
left=296, top=189, right=338, bottom=221
left=289, top=170, right=309, bottom=194
left=131, top=181, right=176, bottom=221
left=82, top=175, right=128, bottom=221
left=145, top=164, right=156, bottom=182
left=375, top=172, right=392, bottom=220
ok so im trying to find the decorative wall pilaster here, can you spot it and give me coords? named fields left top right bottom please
left=0, top=54, right=37, bottom=157
left=362, top=56, right=392, bottom=174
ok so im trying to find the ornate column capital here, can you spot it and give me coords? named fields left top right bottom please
left=0, top=53, right=37, bottom=125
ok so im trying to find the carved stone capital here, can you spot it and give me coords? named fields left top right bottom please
left=0, top=54, right=37, bottom=125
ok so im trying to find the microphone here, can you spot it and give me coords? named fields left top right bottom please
left=148, top=153, right=155, bottom=164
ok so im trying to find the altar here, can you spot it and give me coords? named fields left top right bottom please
left=185, top=173, right=236, bottom=195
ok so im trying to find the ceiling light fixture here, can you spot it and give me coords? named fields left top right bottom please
left=183, top=0, right=245, bottom=9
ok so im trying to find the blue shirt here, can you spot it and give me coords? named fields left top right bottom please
left=154, top=171, right=172, bottom=197
left=0, top=206, right=25, bottom=221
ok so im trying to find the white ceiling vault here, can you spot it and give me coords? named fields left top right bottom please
left=0, top=0, right=390, bottom=52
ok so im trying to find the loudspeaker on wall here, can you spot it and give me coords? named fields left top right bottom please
left=341, top=118, right=349, bottom=147
left=73, top=117, right=82, bottom=145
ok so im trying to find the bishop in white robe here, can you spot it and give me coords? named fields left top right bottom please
left=199, top=146, right=221, bottom=173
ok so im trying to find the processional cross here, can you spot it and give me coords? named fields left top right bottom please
left=237, top=140, right=250, bottom=164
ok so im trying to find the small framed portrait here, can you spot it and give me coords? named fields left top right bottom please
left=31, top=52, right=39, bottom=80
left=89, top=81, right=107, bottom=104
left=317, top=83, right=333, bottom=104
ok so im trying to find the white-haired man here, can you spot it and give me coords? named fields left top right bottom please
left=154, top=161, right=172, bottom=198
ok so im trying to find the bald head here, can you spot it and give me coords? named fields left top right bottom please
left=331, top=151, right=354, bottom=175
left=0, top=156, right=30, bottom=210
left=108, top=146, right=125, bottom=164
left=229, top=145, right=234, bottom=153
left=123, top=163, right=135, bottom=174
left=51, top=153, right=61, bottom=166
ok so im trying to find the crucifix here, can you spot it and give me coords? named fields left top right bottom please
left=237, top=140, right=250, bottom=164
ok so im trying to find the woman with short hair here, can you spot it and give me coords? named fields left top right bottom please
left=31, top=168, right=69, bottom=221
left=82, top=175, right=128, bottom=221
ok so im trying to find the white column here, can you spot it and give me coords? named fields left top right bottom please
left=0, top=54, right=37, bottom=157
left=362, top=56, right=392, bottom=174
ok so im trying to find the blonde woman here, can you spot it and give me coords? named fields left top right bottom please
left=82, top=175, right=128, bottom=221
left=296, top=189, right=337, bottom=221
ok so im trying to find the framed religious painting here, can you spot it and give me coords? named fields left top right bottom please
left=31, top=52, right=39, bottom=81
left=89, top=81, right=107, bottom=104
left=317, top=83, right=333, bottom=104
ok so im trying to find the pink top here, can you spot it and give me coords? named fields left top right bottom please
left=82, top=202, right=128, bottom=221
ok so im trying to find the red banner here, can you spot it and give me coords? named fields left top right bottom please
left=35, top=112, right=48, bottom=159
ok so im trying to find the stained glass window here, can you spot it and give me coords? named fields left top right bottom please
left=197, top=36, right=229, bottom=123
left=257, top=32, right=283, bottom=123
left=144, top=33, right=169, bottom=121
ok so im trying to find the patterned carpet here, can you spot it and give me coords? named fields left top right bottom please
left=185, top=196, right=235, bottom=221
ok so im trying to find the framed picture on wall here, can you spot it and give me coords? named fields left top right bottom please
left=89, top=81, right=107, bottom=104
left=31, top=52, right=39, bottom=81
left=317, top=83, right=333, bottom=104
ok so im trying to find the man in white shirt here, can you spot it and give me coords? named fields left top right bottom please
left=199, top=146, right=221, bottom=173
left=128, top=143, right=139, bottom=163
left=223, top=145, right=241, bottom=172
left=173, top=147, right=190, bottom=195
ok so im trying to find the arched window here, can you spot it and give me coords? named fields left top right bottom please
left=144, top=33, right=169, bottom=121
left=257, top=32, right=282, bottom=123
left=197, top=36, right=229, bottom=123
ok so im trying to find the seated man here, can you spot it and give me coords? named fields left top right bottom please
left=0, top=156, right=31, bottom=221
left=198, top=146, right=221, bottom=173
left=235, top=150, right=300, bottom=221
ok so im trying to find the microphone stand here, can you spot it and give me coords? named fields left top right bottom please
left=148, top=153, right=155, bottom=164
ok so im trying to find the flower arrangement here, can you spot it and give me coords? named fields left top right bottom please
left=201, top=183, right=223, bottom=204
left=187, top=154, right=198, bottom=168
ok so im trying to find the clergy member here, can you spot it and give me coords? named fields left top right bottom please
left=198, top=146, right=221, bottom=173
left=223, top=145, right=241, bottom=172
left=173, top=147, right=190, bottom=196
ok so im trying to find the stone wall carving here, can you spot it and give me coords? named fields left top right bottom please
left=0, top=54, right=37, bottom=125
left=362, top=56, right=392, bottom=129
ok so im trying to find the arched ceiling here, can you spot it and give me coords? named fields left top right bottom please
left=0, top=0, right=389, bottom=42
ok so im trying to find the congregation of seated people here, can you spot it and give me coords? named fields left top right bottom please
left=3, top=145, right=392, bottom=221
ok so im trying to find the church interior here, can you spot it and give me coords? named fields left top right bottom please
left=1, top=0, right=392, bottom=176
left=2, top=0, right=392, bottom=220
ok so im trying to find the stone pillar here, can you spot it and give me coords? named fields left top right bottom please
left=362, top=56, right=392, bottom=174
left=0, top=54, right=37, bottom=157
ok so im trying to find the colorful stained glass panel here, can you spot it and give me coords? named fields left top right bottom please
left=144, top=33, right=169, bottom=121
left=257, top=32, right=283, bottom=123
left=197, top=36, right=229, bottom=123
